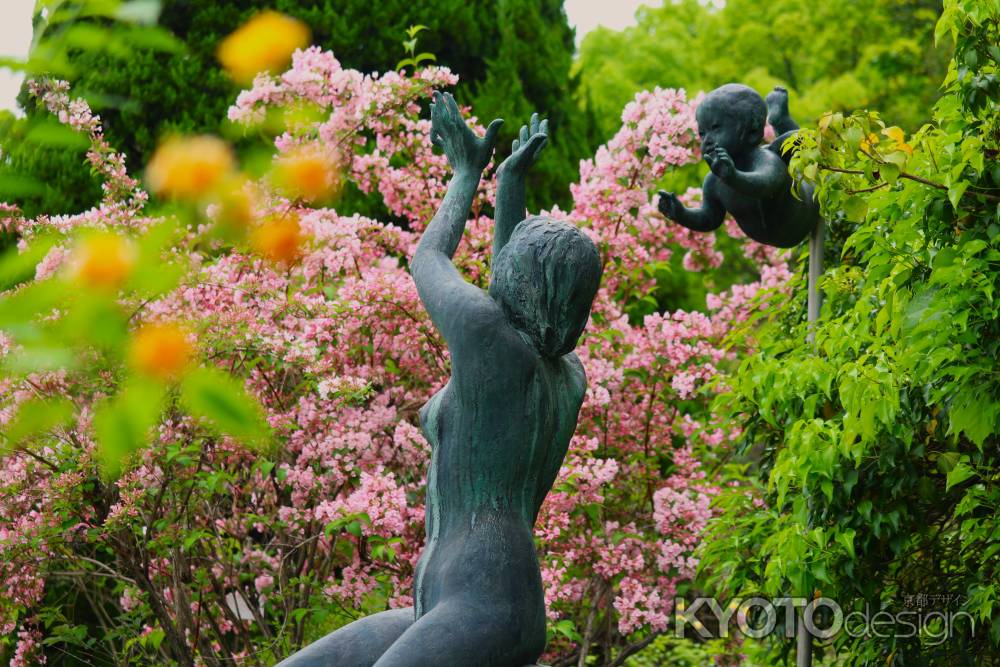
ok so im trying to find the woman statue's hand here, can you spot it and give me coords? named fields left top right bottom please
left=498, top=113, right=548, bottom=176
left=430, top=91, right=503, bottom=174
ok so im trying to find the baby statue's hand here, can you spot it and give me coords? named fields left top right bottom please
left=706, top=147, right=736, bottom=180
left=657, top=190, right=681, bottom=221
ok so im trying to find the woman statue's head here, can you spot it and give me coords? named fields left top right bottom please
left=489, top=216, right=602, bottom=358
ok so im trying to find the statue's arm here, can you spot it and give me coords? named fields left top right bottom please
left=721, top=151, right=788, bottom=198
left=411, top=92, right=503, bottom=342
left=494, top=114, right=548, bottom=261
left=657, top=177, right=726, bottom=232
left=413, top=169, right=481, bottom=267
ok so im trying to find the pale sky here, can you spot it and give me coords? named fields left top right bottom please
left=0, top=0, right=651, bottom=114
left=0, top=0, right=34, bottom=114
left=566, top=0, right=652, bottom=41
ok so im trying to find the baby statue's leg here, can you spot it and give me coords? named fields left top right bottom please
left=371, top=597, right=544, bottom=667
left=276, top=607, right=415, bottom=667
left=765, top=86, right=799, bottom=135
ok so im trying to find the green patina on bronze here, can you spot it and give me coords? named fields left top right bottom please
left=658, top=84, right=820, bottom=248
left=278, top=94, right=601, bottom=667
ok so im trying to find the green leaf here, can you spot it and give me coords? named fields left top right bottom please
left=94, top=379, right=167, bottom=477
left=950, top=391, right=995, bottom=447
left=140, top=627, right=165, bottom=650
left=949, top=181, right=969, bottom=208
left=0, top=235, right=59, bottom=291
left=121, top=26, right=185, bottom=53
left=936, top=451, right=961, bottom=474
left=946, top=460, right=976, bottom=491
left=114, top=0, right=162, bottom=24
left=0, top=281, right=61, bottom=329
left=59, top=293, right=128, bottom=350
left=3, top=397, right=75, bottom=450
left=405, top=24, right=428, bottom=38
left=180, top=367, right=270, bottom=447
left=3, top=344, right=78, bottom=373
left=881, top=163, right=901, bottom=185
left=0, top=173, right=45, bottom=198
left=24, top=119, right=89, bottom=149
left=836, top=528, right=856, bottom=558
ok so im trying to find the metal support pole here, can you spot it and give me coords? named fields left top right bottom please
left=797, top=607, right=813, bottom=667
left=798, top=220, right=825, bottom=667
left=806, top=220, right=825, bottom=345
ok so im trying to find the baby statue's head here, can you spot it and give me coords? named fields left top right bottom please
left=695, top=83, right=767, bottom=158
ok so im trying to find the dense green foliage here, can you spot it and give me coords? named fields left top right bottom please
left=1, top=0, right=591, bottom=218
left=701, top=1, right=1000, bottom=663
left=576, top=0, right=949, bottom=141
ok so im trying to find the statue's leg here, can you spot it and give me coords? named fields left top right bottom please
left=371, top=597, right=544, bottom=667
left=276, top=607, right=415, bottom=667
left=765, top=86, right=799, bottom=135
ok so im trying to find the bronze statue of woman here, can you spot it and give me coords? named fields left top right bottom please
left=278, top=92, right=602, bottom=667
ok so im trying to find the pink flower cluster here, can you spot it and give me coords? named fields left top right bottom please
left=0, top=50, right=790, bottom=664
left=23, top=79, right=148, bottom=234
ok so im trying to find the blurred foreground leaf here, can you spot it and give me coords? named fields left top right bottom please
left=94, top=378, right=166, bottom=477
left=0, top=235, right=59, bottom=290
left=181, top=367, right=270, bottom=448
left=2, top=396, right=75, bottom=451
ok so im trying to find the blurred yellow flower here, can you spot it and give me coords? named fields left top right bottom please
left=147, top=136, right=236, bottom=201
left=251, top=215, right=304, bottom=265
left=130, top=323, right=194, bottom=381
left=70, top=233, right=136, bottom=290
left=213, top=178, right=256, bottom=231
left=217, top=11, right=310, bottom=84
left=274, top=148, right=341, bottom=203
left=882, top=126, right=914, bottom=155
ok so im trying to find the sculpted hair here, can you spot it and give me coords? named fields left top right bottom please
left=489, top=216, right=602, bottom=358
left=702, top=83, right=767, bottom=145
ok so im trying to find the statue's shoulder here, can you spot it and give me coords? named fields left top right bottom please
left=456, top=291, right=508, bottom=336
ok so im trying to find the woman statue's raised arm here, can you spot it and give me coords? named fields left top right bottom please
left=410, top=91, right=503, bottom=343
left=493, top=113, right=548, bottom=262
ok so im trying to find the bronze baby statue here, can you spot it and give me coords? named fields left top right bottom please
left=658, top=84, right=819, bottom=248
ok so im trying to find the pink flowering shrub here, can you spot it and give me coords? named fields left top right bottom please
left=0, top=49, right=789, bottom=665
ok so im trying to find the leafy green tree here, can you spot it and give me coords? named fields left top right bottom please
left=576, top=0, right=948, bottom=141
left=701, top=2, right=1000, bottom=662
left=470, top=0, right=599, bottom=210
left=1, top=0, right=591, bottom=218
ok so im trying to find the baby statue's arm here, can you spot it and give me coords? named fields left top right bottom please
left=705, top=146, right=787, bottom=199
left=657, top=179, right=726, bottom=232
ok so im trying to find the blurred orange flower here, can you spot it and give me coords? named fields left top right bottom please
left=274, top=148, right=341, bottom=203
left=147, top=136, right=235, bottom=201
left=70, top=233, right=136, bottom=290
left=130, top=323, right=194, bottom=381
left=217, top=11, right=310, bottom=84
left=251, top=215, right=304, bottom=265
